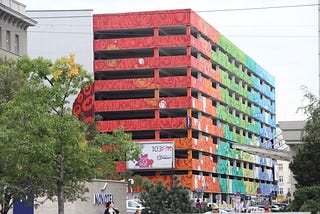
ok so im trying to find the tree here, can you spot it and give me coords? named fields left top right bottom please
left=289, top=89, right=320, bottom=187
left=289, top=185, right=320, bottom=213
left=288, top=88, right=320, bottom=213
left=0, top=59, right=28, bottom=108
left=0, top=55, right=141, bottom=214
left=140, top=177, right=195, bottom=214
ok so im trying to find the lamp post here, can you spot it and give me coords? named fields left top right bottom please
left=171, top=144, right=174, bottom=190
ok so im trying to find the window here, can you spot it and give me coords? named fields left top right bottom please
left=279, top=188, right=284, bottom=195
left=278, top=164, right=283, bottom=170
left=279, top=176, right=283, bottom=183
left=6, top=31, right=11, bottom=51
left=14, top=35, right=19, bottom=54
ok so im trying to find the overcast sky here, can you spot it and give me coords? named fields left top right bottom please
left=20, top=0, right=318, bottom=122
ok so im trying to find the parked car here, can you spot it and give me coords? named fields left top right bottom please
left=207, top=202, right=219, bottom=209
left=203, top=209, right=229, bottom=214
left=270, top=204, right=281, bottom=212
left=219, top=208, right=235, bottom=213
left=126, top=200, right=145, bottom=214
left=273, top=203, right=289, bottom=211
left=246, top=206, right=265, bottom=213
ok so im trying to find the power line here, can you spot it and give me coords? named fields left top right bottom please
left=196, top=3, right=319, bottom=13
left=32, top=23, right=318, bottom=27
left=26, top=30, right=317, bottom=38
left=26, top=3, right=319, bottom=19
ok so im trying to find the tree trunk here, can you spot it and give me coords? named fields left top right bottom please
left=57, top=179, right=64, bottom=214
left=57, top=145, right=65, bottom=214
left=3, top=194, right=12, bottom=214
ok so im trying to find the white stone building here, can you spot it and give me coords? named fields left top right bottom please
left=0, top=0, right=36, bottom=60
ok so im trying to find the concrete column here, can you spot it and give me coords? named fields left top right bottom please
left=154, top=27, right=159, bottom=37
left=198, top=91, right=202, bottom=100
left=197, top=52, right=202, bottom=60
left=186, top=25, right=191, bottom=36
left=231, top=74, right=235, bottom=82
left=232, top=92, right=235, bottom=99
left=231, top=58, right=235, bottom=66
left=239, top=112, right=243, bottom=121
left=240, top=161, right=244, bottom=168
left=244, top=83, right=248, bottom=90
left=187, top=46, right=191, bottom=56
left=198, top=111, right=202, bottom=120
left=232, top=125, right=236, bottom=133
left=239, top=64, right=243, bottom=71
left=197, top=32, right=201, bottom=40
left=154, top=47, right=159, bottom=57
left=197, top=72, right=202, bottom=80
left=239, top=129, right=243, bottom=137
left=154, top=68, right=159, bottom=78
left=226, top=194, right=232, bottom=204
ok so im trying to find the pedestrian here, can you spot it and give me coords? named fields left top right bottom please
left=201, top=199, right=208, bottom=213
left=0, top=203, right=3, bottom=214
left=104, top=201, right=120, bottom=214
left=135, top=209, right=142, bottom=214
left=195, top=198, right=201, bottom=212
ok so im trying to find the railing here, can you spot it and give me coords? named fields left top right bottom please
left=0, top=0, right=26, bottom=14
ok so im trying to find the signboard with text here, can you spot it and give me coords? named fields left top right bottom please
left=127, top=142, right=175, bottom=170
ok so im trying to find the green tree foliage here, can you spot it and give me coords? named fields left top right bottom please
left=140, top=177, right=195, bottom=214
left=289, top=89, right=320, bottom=187
left=0, top=59, right=28, bottom=107
left=288, top=88, right=320, bottom=213
left=289, top=185, right=320, bottom=214
left=0, top=55, right=141, bottom=214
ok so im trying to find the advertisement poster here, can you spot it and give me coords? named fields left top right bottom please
left=127, top=142, right=174, bottom=170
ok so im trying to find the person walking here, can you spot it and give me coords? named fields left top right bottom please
left=201, top=199, right=208, bottom=213
left=0, top=203, right=4, bottom=214
left=195, top=198, right=201, bottom=213
left=135, top=209, right=142, bottom=214
left=104, top=201, right=120, bottom=214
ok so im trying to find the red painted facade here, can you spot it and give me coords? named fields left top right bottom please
left=92, top=9, right=223, bottom=193
left=74, top=7, right=277, bottom=200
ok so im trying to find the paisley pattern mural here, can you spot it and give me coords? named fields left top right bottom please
left=91, top=9, right=276, bottom=196
left=72, top=84, right=94, bottom=123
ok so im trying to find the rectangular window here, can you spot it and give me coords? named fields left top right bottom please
left=14, top=34, right=19, bottom=54
left=279, top=176, right=283, bottom=183
left=6, top=31, right=11, bottom=51
left=278, top=164, right=283, bottom=170
left=279, top=188, right=284, bottom=195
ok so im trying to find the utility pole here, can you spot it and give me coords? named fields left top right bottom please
left=318, top=0, right=320, bottom=98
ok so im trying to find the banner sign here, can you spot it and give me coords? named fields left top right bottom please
left=127, top=142, right=174, bottom=170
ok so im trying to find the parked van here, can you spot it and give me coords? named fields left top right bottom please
left=126, top=200, right=145, bottom=214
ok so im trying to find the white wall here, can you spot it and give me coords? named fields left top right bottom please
left=26, top=9, right=93, bottom=73
left=34, top=180, right=127, bottom=214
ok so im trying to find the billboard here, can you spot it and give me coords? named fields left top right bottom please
left=127, top=142, right=174, bottom=170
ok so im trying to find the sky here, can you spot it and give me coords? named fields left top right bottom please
left=20, top=0, right=318, bottom=122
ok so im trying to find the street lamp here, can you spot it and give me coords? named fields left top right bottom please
left=171, top=144, right=174, bottom=190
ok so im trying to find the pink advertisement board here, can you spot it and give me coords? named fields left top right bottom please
left=127, top=142, right=174, bottom=170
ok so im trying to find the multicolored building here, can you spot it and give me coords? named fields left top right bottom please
left=84, top=9, right=277, bottom=203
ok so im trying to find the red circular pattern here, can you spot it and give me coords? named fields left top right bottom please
left=77, top=93, right=84, bottom=103
left=72, top=84, right=94, bottom=123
